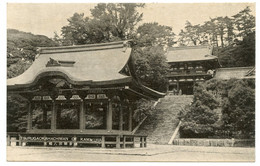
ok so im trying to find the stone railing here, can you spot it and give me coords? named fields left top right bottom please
left=173, top=138, right=255, bottom=147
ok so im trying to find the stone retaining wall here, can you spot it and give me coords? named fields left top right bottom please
left=173, top=138, right=254, bottom=147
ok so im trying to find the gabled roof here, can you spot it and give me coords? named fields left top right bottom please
left=7, top=41, right=132, bottom=87
left=166, top=45, right=218, bottom=63
left=214, top=67, right=255, bottom=80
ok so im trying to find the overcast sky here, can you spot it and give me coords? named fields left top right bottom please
left=7, top=3, right=255, bottom=38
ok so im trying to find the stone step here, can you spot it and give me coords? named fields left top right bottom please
left=135, top=95, right=194, bottom=144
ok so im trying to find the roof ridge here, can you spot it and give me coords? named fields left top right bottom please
left=168, top=45, right=210, bottom=51
left=38, top=41, right=130, bottom=54
left=217, top=66, right=254, bottom=70
left=38, top=40, right=128, bottom=51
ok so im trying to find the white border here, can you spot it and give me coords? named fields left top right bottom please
left=1, top=0, right=258, bottom=166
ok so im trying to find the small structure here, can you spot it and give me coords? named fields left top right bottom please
left=7, top=41, right=165, bottom=148
left=214, top=66, right=255, bottom=80
left=166, top=45, right=220, bottom=95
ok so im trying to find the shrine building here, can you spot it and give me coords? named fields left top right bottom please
left=166, top=45, right=220, bottom=95
left=7, top=41, right=165, bottom=148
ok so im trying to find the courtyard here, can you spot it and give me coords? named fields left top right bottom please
left=7, top=144, right=255, bottom=162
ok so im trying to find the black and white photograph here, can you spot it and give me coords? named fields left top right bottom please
left=2, top=0, right=257, bottom=163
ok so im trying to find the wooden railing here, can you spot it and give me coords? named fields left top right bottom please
left=7, top=132, right=147, bottom=148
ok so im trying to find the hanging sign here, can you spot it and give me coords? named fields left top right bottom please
left=32, top=96, right=41, bottom=101
left=56, top=95, right=67, bottom=100
left=70, top=95, right=81, bottom=100
left=85, top=94, right=95, bottom=99
left=79, top=137, right=102, bottom=142
left=43, top=96, right=52, bottom=101
left=97, top=94, right=107, bottom=99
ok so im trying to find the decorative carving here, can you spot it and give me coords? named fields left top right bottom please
left=46, top=58, right=61, bottom=67
left=46, top=58, right=75, bottom=67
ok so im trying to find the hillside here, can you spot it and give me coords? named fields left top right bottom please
left=7, top=29, right=58, bottom=78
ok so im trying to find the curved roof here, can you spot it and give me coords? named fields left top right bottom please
left=166, top=45, right=217, bottom=63
left=7, top=41, right=132, bottom=87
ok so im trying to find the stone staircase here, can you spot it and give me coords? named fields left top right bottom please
left=135, top=95, right=193, bottom=144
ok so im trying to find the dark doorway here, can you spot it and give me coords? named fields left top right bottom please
left=179, top=82, right=194, bottom=95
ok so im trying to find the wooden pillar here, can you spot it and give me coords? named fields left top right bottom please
left=123, top=136, right=126, bottom=148
left=101, top=136, right=105, bottom=148
left=140, top=137, right=145, bottom=148
left=43, top=105, right=47, bottom=128
left=44, top=135, right=47, bottom=146
left=119, top=104, right=123, bottom=131
left=51, top=101, right=56, bottom=131
left=128, top=106, right=133, bottom=132
left=79, top=100, right=85, bottom=130
left=116, top=135, right=120, bottom=149
left=166, top=80, right=169, bottom=93
left=106, top=100, right=113, bottom=131
left=7, top=135, right=10, bottom=146
left=144, top=137, right=147, bottom=147
left=27, top=101, right=32, bottom=131
left=18, top=134, right=22, bottom=146
left=177, top=80, right=180, bottom=93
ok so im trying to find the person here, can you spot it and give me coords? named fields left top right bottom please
left=173, top=88, right=177, bottom=95
left=179, top=89, right=182, bottom=95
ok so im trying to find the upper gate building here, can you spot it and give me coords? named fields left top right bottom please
left=166, top=45, right=220, bottom=95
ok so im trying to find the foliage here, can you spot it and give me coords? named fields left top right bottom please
left=178, top=6, right=255, bottom=47
left=7, top=29, right=58, bottom=78
left=180, top=78, right=255, bottom=138
left=134, top=22, right=175, bottom=47
left=220, top=79, right=255, bottom=138
left=215, top=31, right=255, bottom=67
left=179, top=83, right=220, bottom=138
left=133, top=98, right=155, bottom=121
left=60, top=3, right=145, bottom=44
left=132, top=46, right=170, bottom=92
left=232, top=6, right=255, bottom=38
left=7, top=95, right=28, bottom=132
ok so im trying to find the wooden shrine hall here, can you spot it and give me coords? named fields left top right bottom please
left=7, top=41, right=164, bottom=148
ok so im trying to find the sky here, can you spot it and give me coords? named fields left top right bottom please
left=7, top=3, right=255, bottom=38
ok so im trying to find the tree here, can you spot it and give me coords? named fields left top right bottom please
left=192, top=78, right=255, bottom=139
left=216, top=31, right=255, bottom=67
left=135, top=22, right=175, bottom=47
left=132, top=46, right=170, bottom=92
left=60, top=3, right=145, bottom=44
left=178, top=21, right=205, bottom=46
left=61, top=13, right=90, bottom=45
left=221, top=79, right=255, bottom=138
left=232, top=6, right=255, bottom=38
left=179, top=83, right=220, bottom=138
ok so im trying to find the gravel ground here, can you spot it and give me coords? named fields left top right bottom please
left=6, top=144, right=255, bottom=162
